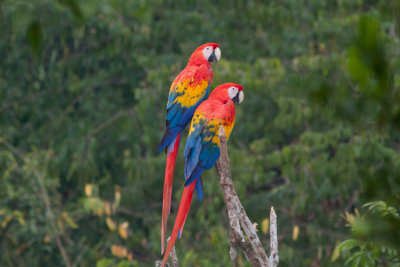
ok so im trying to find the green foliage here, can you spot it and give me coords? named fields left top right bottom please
left=364, top=201, right=400, bottom=218
left=1, top=0, right=400, bottom=266
left=335, top=202, right=400, bottom=266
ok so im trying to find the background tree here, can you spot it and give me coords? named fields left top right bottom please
left=0, top=0, right=399, bottom=266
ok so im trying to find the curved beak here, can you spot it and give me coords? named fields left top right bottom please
left=208, top=51, right=217, bottom=62
left=232, top=93, right=240, bottom=104
left=208, top=47, right=221, bottom=62
left=232, top=91, right=244, bottom=104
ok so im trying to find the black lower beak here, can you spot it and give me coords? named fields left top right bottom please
left=232, top=93, right=240, bottom=104
left=208, top=50, right=217, bottom=62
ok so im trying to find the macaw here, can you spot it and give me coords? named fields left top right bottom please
left=161, top=83, right=244, bottom=266
left=158, top=43, right=221, bottom=254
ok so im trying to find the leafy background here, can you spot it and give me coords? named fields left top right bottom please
left=0, top=0, right=399, bottom=266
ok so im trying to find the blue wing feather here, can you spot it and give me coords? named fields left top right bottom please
left=185, top=167, right=205, bottom=186
left=166, top=104, right=179, bottom=121
left=200, top=147, right=220, bottom=170
left=185, top=136, right=202, bottom=179
left=168, top=107, right=183, bottom=128
left=184, top=118, right=220, bottom=187
left=159, top=84, right=210, bottom=151
left=158, top=127, right=181, bottom=152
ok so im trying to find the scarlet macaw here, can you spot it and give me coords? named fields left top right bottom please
left=158, top=43, right=221, bottom=254
left=161, top=83, right=244, bottom=266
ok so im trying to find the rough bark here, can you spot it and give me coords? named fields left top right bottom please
left=215, top=126, right=279, bottom=267
left=158, top=127, right=279, bottom=267
left=155, top=236, right=179, bottom=267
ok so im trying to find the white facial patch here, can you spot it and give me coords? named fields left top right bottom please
left=202, top=46, right=214, bottom=60
left=214, top=47, right=221, bottom=61
left=228, top=86, right=239, bottom=99
left=238, top=90, right=244, bottom=104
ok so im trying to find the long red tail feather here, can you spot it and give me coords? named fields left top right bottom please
left=178, top=182, right=195, bottom=238
left=161, top=180, right=197, bottom=267
left=161, top=132, right=181, bottom=254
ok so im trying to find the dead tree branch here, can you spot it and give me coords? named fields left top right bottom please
left=269, top=207, right=279, bottom=266
left=156, top=126, right=279, bottom=267
left=215, top=126, right=279, bottom=267
left=155, top=236, right=179, bottom=267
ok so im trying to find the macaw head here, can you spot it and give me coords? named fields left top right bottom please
left=188, top=43, right=221, bottom=64
left=209, top=83, right=244, bottom=105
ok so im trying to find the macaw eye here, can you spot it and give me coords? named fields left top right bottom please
left=202, top=46, right=214, bottom=60
left=228, top=87, right=238, bottom=99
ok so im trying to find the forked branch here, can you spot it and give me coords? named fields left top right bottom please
left=215, top=126, right=279, bottom=267
left=158, top=127, right=279, bottom=267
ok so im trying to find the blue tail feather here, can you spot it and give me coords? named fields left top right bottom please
left=195, top=178, right=204, bottom=201
left=158, top=127, right=181, bottom=152
left=185, top=167, right=204, bottom=186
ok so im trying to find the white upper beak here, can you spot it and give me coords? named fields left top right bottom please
left=214, top=47, right=221, bottom=62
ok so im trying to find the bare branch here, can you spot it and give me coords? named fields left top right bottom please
left=269, top=207, right=279, bottom=267
left=168, top=236, right=179, bottom=267
left=156, top=126, right=279, bottom=267
left=155, top=236, right=178, bottom=267
left=215, top=126, right=272, bottom=267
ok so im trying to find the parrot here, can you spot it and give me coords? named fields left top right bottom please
left=161, top=83, right=244, bottom=266
left=158, top=43, right=221, bottom=254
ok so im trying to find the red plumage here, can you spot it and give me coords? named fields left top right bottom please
left=160, top=43, right=220, bottom=254
left=161, top=180, right=197, bottom=267
left=161, top=83, right=244, bottom=266
left=160, top=132, right=181, bottom=255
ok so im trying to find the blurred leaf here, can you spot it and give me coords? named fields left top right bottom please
left=331, top=243, right=340, bottom=262
left=58, top=0, right=83, bottom=20
left=261, top=218, right=269, bottom=234
left=111, top=245, right=133, bottom=260
left=1, top=215, right=12, bottom=228
left=118, top=222, right=129, bottom=239
left=114, top=186, right=121, bottom=208
left=104, top=201, right=112, bottom=216
left=26, top=21, right=42, bottom=56
left=337, top=239, right=359, bottom=252
left=344, top=251, right=363, bottom=266
left=106, top=217, right=116, bottom=231
left=62, top=212, right=78, bottom=229
left=292, top=225, right=299, bottom=241
left=84, top=197, right=104, bottom=216
left=43, top=235, right=51, bottom=244
left=84, top=184, right=92, bottom=197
